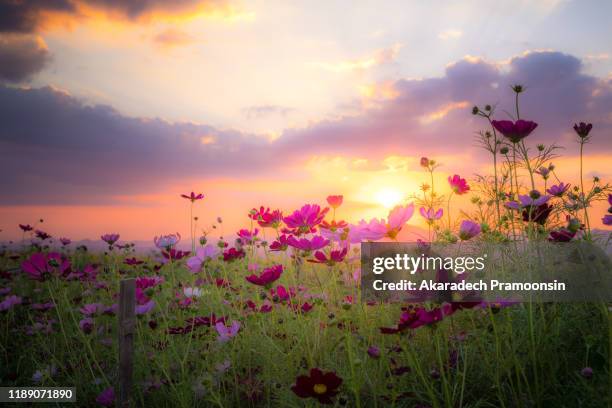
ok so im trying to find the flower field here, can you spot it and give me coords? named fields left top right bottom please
left=1, top=89, right=612, bottom=407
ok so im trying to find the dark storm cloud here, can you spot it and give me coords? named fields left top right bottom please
left=0, top=0, right=74, bottom=33
left=0, top=34, right=50, bottom=82
left=1, top=51, right=611, bottom=205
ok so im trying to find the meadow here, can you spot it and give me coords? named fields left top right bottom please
left=1, top=88, right=612, bottom=407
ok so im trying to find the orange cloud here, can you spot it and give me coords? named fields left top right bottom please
left=311, top=44, right=402, bottom=72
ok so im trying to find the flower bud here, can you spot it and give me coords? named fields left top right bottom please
left=500, top=146, right=509, bottom=155
left=485, top=104, right=492, bottom=111
left=537, top=144, right=545, bottom=151
left=199, top=236, right=207, bottom=246
left=511, top=84, right=523, bottom=93
left=471, top=106, right=479, bottom=115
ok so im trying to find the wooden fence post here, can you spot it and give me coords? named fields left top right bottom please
left=118, top=279, right=136, bottom=407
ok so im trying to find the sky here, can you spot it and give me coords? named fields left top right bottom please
left=0, top=0, right=611, bottom=242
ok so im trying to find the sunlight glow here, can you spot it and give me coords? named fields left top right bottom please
left=375, top=188, right=403, bottom=209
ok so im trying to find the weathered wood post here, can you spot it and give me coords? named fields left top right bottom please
left=118, top=279, right=136, bottom=407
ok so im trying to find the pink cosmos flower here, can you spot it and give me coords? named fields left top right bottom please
left=101, top=233, right=120, bottom=246
left=283, top=204, right=329, bottom=235
left=458, top=220, right=481, bottom=240
left=547, top=183, right=570, bottom=197
left=448, top=175, right=470, bottom=195
left=135, top=276, right=164, bottom=289
left=348, top=203, right=415, bottom=242
left=419, top=207, right=443, bottom=222
left=492, top=119, right=538, bottom=143
left=0, top=295, right=22, bottom=312
left=308, top=247, right=348, bottom=266
left=326, top=195, right=343, bottom=209
left=154, top=233, right=181, bottom=250
left=186, top=245, right=219, bottom=273
left=287, top=235, right=330, bottom=252
left=237, top=229, right=259, bottom=245
left=215, top=320, right=240, bottom=343
left=181, top=192, right=204, bottom=202
left=161, top=249, right=191, bottom=263
left=96, top=387, right=115, bottom=407
left=548, top=228, right=576, bottom=242
left=246, top=264, right=283, bottom=287
left=420, top=157, right=430, bottom=167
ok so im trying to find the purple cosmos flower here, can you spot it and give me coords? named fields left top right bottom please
left=458, top=220, right=481, bottom=240
left=0, top=295, right=22, bottom=312
left=215, top=320, right=240, bottom=343
left=181, top=192, right=204, bottom=202
left=96, top=387, right=115, bottom=407
left=547, top=183, right=570, bottom=197
left=79, top=317, right=94, bottom=334
left=154, top=233, right=181, bottom=250
left=287, top=235, right=330, bottom=252
left=367, top=346, right=381, bottom=359
left=135, top=300, right=155, bottom=315
left=419, top=207, right=443, bottom=222
left=573, top=122, right=592, bottom=139
left=492, top=119, right=538, bottom=143
left=186, top=244, right=219, bottom=273
left=505, top=191, right=551, bottom=209
left=101, top=233, right=120, bottom=246
left=603, top=215, right=612, bottom=226
left=19, top=224, right=33, bottom=232
left=59, top=237, right=71, bottom=246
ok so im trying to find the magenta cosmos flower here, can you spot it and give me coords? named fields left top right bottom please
left=96, top=387, right=115, bottom=407
left=448, top=175, right=470, bottom=195
left=101, top=233, right=120, bottom=246
left=458, top=220, right=481, bottom=240
left=237, top=229, right=259, bottom=245
left=547, top=183, right=570, bottom=197
left=291, top=368, right=343, bottom=404
left=287, top=235, right=330, bottom=252
left=326, top=195, right=343, bottom=209
left=420, top=207, right=443, bottom=222
left=249, top=207, right=283, bottom=228
left=153, top=233, right=180, bottom=250
left=283, top=204, right=329, bottom=235
left=492, top=119, right=538, bottom=143
left=269, top=234, right=290, bottom=251
left=308, top=247, right=348, bottom=266
left=181, top=192, right=204, bottom=202
left=246, top=264, right=283, bottom=287
left=21, top=252, right=70, bottom=281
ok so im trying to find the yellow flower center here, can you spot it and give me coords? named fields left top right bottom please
left=313, top=384, right=327, bottom=394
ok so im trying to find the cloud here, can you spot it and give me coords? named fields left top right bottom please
left=1, top=50, right=611, bottom=205
left=153, top=27, right=194, bottom=49
left=242, top=105, right=295, bottom=119
left=438, top=29, right=463, bottom=40
left=0, top=0, right=238, bottom=33
left=311, top=44, right=402, bottom=72
left=0, top=34, right=50, bottom=82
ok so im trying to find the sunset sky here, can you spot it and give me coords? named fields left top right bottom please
left=1, top=0, right=611, bottom=242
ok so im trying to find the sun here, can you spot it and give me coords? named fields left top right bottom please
left=375, top=188, right=403, bottom=209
